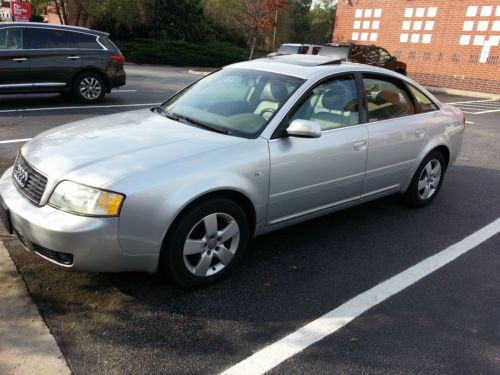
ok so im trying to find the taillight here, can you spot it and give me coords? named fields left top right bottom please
left=111, top=55, right=125, bottom=63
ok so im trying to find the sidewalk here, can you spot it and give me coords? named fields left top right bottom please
left=0, top=238, right=70, bottom=375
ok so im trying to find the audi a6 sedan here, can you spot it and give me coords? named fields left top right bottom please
left=0, top=55, right=465, bottom=287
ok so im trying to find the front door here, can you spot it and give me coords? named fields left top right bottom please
left=268, top=74, right=368, bottom=225
left=0, top=27, right=32, bottom=91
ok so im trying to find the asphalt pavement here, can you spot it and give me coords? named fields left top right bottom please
left=0, top=64, right=499, bottom=375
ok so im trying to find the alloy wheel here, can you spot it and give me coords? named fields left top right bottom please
left=418, top=159, right=441, bottom=200
left=183, top=212, right=240, bottom=277
left=79, top=77, right=102, bottom=100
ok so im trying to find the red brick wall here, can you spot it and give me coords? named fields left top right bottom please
left=333, top=0, right=500, bottom=94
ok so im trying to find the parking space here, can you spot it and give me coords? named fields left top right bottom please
left=448, top=99, right=500, bottom=115
left=0, top=66, right=499, bottom=375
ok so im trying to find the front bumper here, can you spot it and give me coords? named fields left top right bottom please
left=0, top=167, right=158, bottom=273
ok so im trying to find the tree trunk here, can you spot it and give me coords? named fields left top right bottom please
left=54, top=1, right=64, bottom=24
left=249, top=35, right=257, bottom=60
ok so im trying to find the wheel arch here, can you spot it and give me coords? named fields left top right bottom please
left=161, top=189, right=258, bottom=251
left=72, top=68, right=110, bottom=92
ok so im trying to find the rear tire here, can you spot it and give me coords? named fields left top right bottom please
left=73, top=72, right=106, bottom=104
left=160, top=198, right=249, bottom=288
left=405, top=151, right=446, bottom=207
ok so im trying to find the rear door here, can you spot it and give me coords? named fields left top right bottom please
left=26, top=27, right=82, bottom=90
left=361, top=73, right=428, bottom=195
left=0, top=27, right=32, bottom=90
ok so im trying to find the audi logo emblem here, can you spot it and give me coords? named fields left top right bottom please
left=13, top=164, right=29, bottom=187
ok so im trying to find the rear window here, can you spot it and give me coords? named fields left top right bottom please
left=71, top=32, right=102, bottom=49
left=318, top=46, right=349, bottom=59
left=98, top=37, right=121, bottom=53
left=27, top=28, right=77, bottom=49
left=277, top=45, right=300, bottom=55
left=0, top=28, right=23, bottom=50
left=407, top=84, right=439, bottom=113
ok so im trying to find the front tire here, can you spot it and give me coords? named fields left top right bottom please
left=405, top=151, right=446, bottom=207
left=74, top=72, right=106, bottom=104
left=160, top=198, right=249, bottom=288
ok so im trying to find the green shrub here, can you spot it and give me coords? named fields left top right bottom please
left=119, top=39, right=249, bottom=67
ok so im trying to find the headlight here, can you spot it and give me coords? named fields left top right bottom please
left=49, top=181, right=125, bottom=217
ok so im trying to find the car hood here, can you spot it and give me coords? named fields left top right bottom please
left=21, top=109, right=250, bottom=188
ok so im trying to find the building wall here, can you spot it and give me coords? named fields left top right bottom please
left=333, top=0, right=500, bottom=94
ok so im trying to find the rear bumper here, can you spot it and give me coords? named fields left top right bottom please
left=0, top=167, right=158, bottom=273
left=108, top=71, right=126, bottom=91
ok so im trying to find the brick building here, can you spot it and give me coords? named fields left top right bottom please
left=333, top=0, right=500, bottom=94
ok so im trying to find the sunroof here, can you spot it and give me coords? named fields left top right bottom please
left=260, top=55, right=343, bottom=67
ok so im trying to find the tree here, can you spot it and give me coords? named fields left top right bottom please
left=238, top=0, right=287, bottom=59
left=308, top=0, right=336, bottom=44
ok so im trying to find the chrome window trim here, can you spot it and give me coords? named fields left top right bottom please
left=33, top=83, right=67, bottom=87
left=0, top=83, right=33, bottom=88
left=0, top=26, right=107, bottom=51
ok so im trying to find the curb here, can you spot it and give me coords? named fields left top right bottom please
left=188, top=69, right=216, bottom=76
left=0, top=238, right=70, bottom=375
left=424, top=86, right=500, bottom=100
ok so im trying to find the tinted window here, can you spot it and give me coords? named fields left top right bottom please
left=363, top=76, right=415, bottom=122
left=291, top=75, right=359, bottom=131
left=350, top=46, right=365, bottom=63
left=379, top=49, right=391, bottom=64
left=0, top=28, right=23, bottom=50
left=27, top=28, right=77, bottom=49
left=364, top=47, right=379, bottom=65
left=71, top=32, right=101, bottom=49
left=277, top=45, right=301, bottom=55
left=408, top=84, right=439, bottom=112
left=318, top=46, right=349, bottom=59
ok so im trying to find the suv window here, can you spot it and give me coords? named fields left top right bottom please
left=0, top=28, right=23, bottom=50
left=71, top=32, right=101, bottom=49
left=363, top=76, right=415, bottom=122
left=291, top=75, right=359, bottom=131
left=407, top=84, right=439, bottom=112
left=364, top=47, right=379, bottom=65
left=378, top=49, right=391, bottom=64
left=350, top=46, right=365, bottom=63
left=27, top=28, right=77, bottom=49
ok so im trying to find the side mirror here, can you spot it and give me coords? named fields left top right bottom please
left=286, top=119, right=321, bottom=138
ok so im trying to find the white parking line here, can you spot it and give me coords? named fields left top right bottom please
left=220, top=217, right=500, bottom=375
left=111, top=89, right=137, bottom=93
left=0, top=103, right=160, bottom=114
left=0, top=138, right=32, bottom=145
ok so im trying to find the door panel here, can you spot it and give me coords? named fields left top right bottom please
left=26, top=28, right=82, bottom=88
left=268, top=126, right=369, bottom=224
left=0, top=27, right=31, bottom=88
left=362, top=75, right=427, bottom=195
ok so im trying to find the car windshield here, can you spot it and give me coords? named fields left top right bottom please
left=160, top=68, right=305, bottom=138
left=318, top=46, right=350, bottom=59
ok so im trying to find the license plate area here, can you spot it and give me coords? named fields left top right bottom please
left=0, top=197, right=13, bottom=234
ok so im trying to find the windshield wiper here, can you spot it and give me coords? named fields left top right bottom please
left=173, top=113, right=230, bottom=135
left=154, top=106, right=179, bottom=121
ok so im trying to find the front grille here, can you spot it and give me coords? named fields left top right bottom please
left=32, top=243, right=74, bottom=266
left=12, top=154, right=48, bottom=205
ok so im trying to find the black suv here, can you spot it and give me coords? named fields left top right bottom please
left=319, top=43, right=407, bottom=75
left=0, top=23, right=125, bottom=103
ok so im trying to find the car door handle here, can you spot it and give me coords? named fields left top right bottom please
left=415, top=129, right=426, bottom=138
left=12, top=58, right=28, bottom=62
left=67, top=56, right=80, bottom=60
left=353, top=140, right=367, bottom=152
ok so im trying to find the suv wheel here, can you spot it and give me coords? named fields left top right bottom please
left=160, top=198, right=249, bottom=288
left=405, top=151, right=446, bottom=207
left=74, top=72, right=106, bottom=104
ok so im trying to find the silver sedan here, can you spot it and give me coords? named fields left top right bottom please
left=0, top=55, right=465, bottom=287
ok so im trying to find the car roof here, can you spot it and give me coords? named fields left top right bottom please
left=0, top=22, right=109, bottom=37
left=228, top=54, right=395, bottom=79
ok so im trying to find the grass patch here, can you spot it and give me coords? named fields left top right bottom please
left=119, top=39, right=249, bottom=67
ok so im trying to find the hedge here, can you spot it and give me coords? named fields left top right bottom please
left=119, top=39, right=249, bottom=67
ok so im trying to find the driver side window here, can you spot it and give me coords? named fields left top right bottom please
left=290, top=75, right=359, bottom=131
left=0, top=28, right=23, bottom=50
